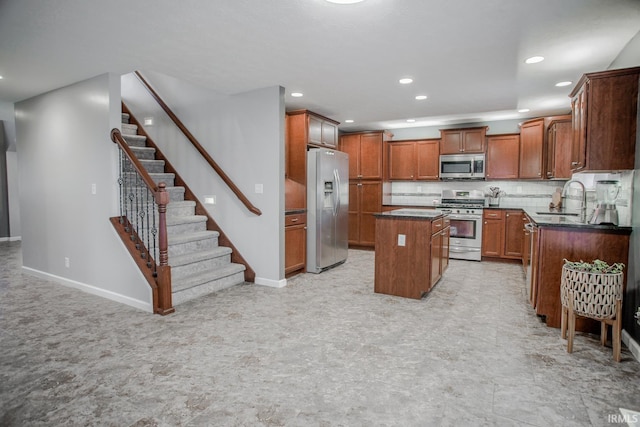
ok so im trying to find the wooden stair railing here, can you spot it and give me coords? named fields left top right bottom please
left=110, top=128, right=174, bottom=315
left=133, top=70, right=262, bottom=216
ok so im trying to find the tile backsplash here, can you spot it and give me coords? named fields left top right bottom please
left=385, top=170, right=634, bottom=225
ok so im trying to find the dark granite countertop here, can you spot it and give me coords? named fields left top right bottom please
left=523, top=207, right=632, bottom=233
left=374, top=208, right=446, bottom=220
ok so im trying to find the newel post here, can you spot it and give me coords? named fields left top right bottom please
left=155, top=183, right=174, bottom=315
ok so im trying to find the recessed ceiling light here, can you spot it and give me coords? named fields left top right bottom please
left=399, top=78, right=413, bottom=85
left=518, top=108, right=530, bottom=113
left=345, top=119, right=354, bottom=123
left=291, top=92, right=303, bottom=97
left=406, top=119, right=416, bottom=123
left=326, top=0, right=365, bottom=3
left=415, top=95, right=428, bottom=100
left=0, top=75, right=3, bottom=80
left=555, top=81, right=573, bottom=87
left=525, top=56, right=544, bottom=64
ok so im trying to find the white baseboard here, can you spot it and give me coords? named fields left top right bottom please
left=622, top=329, right=640, bottom=363
left=22, top=266, right=153, bottom=313
left=254, top=276, right=287, bottom=288
left=0, top=236, right=21, bottom=242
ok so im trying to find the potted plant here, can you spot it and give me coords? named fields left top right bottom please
left=561, top=259, right=625, bottom=319
left=485, top=186, right=506, bottom=206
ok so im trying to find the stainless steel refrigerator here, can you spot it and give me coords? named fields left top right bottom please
left=306, top=148, right=349, bottom=273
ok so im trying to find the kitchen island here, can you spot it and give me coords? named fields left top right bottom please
left=373, top=209, right=450, bottom=299
left=524, top=207, right=631, bottom=331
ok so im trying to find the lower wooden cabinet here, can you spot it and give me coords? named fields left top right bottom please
left=348, top=180, right=381, bottom=247
left=285, top=213, right=306, bottom=276
left=482, top=209, right=524, bottom=260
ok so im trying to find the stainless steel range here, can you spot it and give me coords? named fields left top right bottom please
left=437, top=189, right=485, bottom=261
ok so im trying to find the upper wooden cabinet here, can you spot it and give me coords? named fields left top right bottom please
left=286, top=109, right=340, bottom=183
left=339, top=131, right=390, bottom=180
left=440, top=127, right=487, bottom=154
left=387, top=139, right=439, bottom=180
left=569, top=66, right=640, bottom=172
left=486, top=134, right=519, bottom=179
left=546, top=118, right=572, bottom=179
left=287, top=109, right=339, bottom=150
left=519, top=118, right=545, bottom=179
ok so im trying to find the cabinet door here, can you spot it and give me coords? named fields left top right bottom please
left=321, top=121, right=337, bottom=147
left=359, top=133, right=383, bottom=179
left=308, top=115, right=323, bottom=146
left=341, top=134, right=361, bottom=180
left=348, top=182, right=360, bottom=244
left=359, top=181, right=382, bottom=246
left=285, top=224, right=306, bottom=275
left=441, top=226, right=450, bottom=273
left=430, top=230, right=443, bottom=288
left=503, top=211, right=524, bottom=258
left=519, top=119, right=545, bottom=179
left=388, top=142, right=416, bottom=180
left=440, top=131, right=462, bottom=154
left=416, top=140, right=440, bottom=180
left=462, top=128, right=485, bottom=153
left=486, top=134, right=519, bottom=179
left=551, top=120, right=573, bottom=179
left=570, top=86, right=587, bottom=172
left=482, top=210, right=504, bottom=257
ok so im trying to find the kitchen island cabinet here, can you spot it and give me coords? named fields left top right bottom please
left=526, top=210, right=631, bottom=331
left=374, top=209, right=450, bottom=299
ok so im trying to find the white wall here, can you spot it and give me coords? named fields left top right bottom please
left=0, top=101, right=20, bottom=239
left=121, top=71, right=284, bottom=285
left=15, top=73, right=152, bottom=311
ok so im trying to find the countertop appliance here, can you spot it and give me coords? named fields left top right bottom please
left=589, top=180, right=620, bottom=225
left=306, top=148, right=349, bottom=273
left=439, top=153, right=486, bottom=180
left=436, top=189, right=485, bottom=261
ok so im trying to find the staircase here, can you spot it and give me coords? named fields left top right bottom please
left=120, top=112, right=246, bottom=306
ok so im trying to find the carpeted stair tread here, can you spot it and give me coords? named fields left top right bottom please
left=122, top=123, right=138, bottom=135
left=169, top=247, right=233, bottom=268
left=168, top=230, right=219, bottom=245
left=171, top=263, right=246, bottom=293
left=167, top=215, right=208, bottom=226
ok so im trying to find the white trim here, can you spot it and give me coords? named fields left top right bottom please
left=22, top=266, right=153, bottom=313
left=622, top=329, right=640, bottom=363
left=0, top=236, right=21, bottom=242
left=254, top=276, right=287, bottom=288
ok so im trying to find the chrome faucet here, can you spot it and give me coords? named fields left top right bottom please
left=561, top=179, right=587, bottom=222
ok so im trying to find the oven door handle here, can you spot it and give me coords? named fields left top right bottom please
left=448, top=215, right=482, bottom=220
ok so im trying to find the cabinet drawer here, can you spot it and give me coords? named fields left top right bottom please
left=483, top=210, right=504, bottom=220
left=285, top=213, right=306, bottom=227
left=432, top=218, right=444, bottom=234
left=443, top=217, right=451, bottom=227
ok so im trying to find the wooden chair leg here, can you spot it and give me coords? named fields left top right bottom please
left=561, top=306, right=567, bottom=339
left=613, top=300, right=622, bottom=362
left=601, top=321, right=607, bottom=347
left=567, top=297, right=575, bottom=354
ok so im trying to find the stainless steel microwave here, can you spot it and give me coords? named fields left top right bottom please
left=439, top=154, right=485, bottom=179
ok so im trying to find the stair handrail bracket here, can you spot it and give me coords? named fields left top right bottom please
left=133, top=71, right=261, bottom=216
left=110, top=127, right=174, bottom=315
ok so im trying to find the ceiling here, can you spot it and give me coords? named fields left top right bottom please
left=1, top=0, right=639, bottom=132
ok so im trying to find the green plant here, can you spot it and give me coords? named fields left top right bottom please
left=563, top=259, right=625, bottom=274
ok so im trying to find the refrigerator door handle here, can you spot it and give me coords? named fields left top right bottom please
left=333, top=169, right=340, bottom=217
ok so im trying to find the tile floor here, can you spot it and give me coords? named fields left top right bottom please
left=1, top=241, right=639, bottom=426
